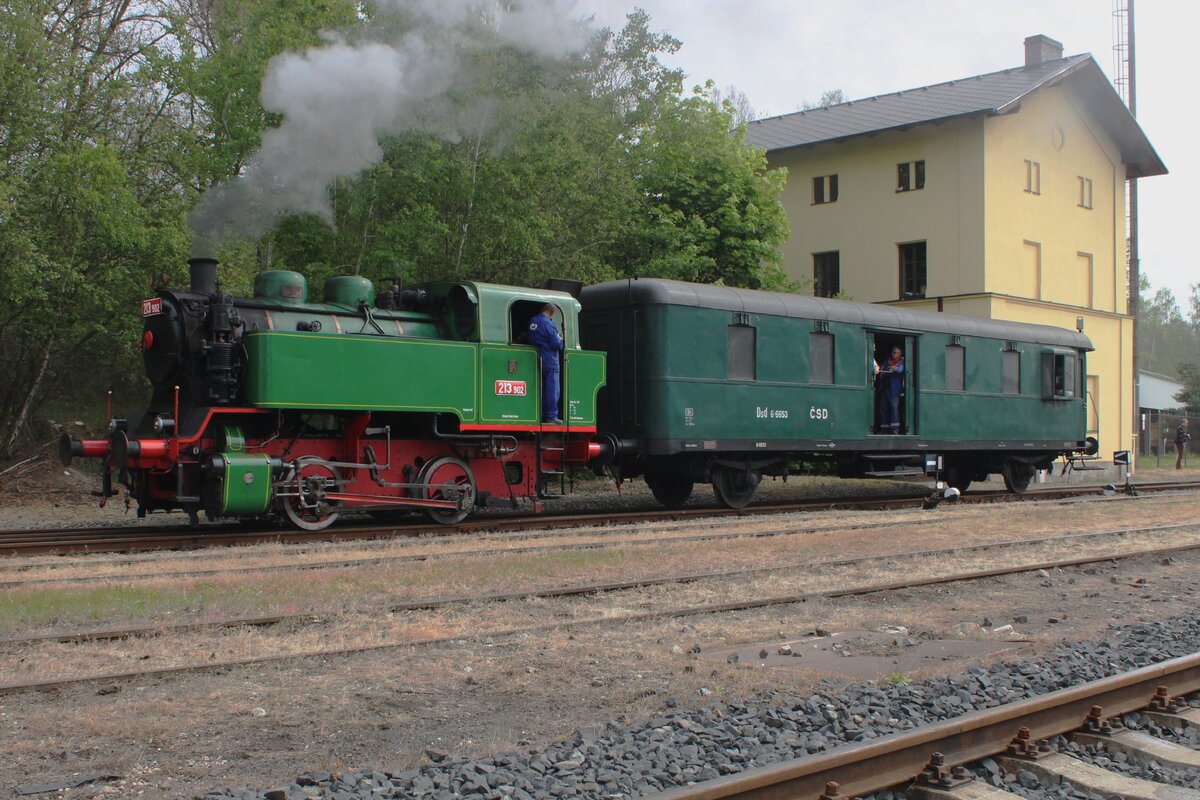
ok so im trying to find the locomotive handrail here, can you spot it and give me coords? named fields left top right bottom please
left=432, top=416, right=519, bottom=456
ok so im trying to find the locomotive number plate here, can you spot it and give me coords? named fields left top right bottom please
left=141, top=298, right=162, bottom=317
left=494, top=380, right=527, bottom=397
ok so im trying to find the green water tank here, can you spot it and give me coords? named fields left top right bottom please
left=254, top=270, right=308, bottom=306
left=324, top=275, right=375, bottom=308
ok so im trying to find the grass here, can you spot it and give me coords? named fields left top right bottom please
left=0, top=546, right=646, bottom=633
left=0, top=583, right=199, bottom=629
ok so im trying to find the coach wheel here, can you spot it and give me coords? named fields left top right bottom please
left=943, top=462, right=972, bottom=493
left=417, top=456, right=476, bottom=525
left=711, top=466, right=760, bottom=510
left=1002, top=461, right=1034, bottom=494
left=282, top=461, right=341, bottom=531
left=645, top=472, right=694, bottom=509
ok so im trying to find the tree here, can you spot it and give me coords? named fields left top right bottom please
left=0, top=0, right=358, bottom=456
left=801, top=89, right=846, bottom=111
left=613, top=83, right=790, bottom=289
left=709, top=84, right=756, bottom=127
left=1175, top=363, right=1200, bottom=413
left=1136, top=276, right=1193, bottom=378
left=255, top=10, right=790, bottom=292
left=0, top=1, right=189, bottom=455
left=1173, top=282, right=1200, bottom=413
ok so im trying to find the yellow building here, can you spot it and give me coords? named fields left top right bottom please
left=746, top=35, right=1166, bottom=458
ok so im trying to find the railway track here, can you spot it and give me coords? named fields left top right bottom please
left=0, top=513, right=957, bottom=588
left=648, top=655, right=1200, bottom=800
left=3, top=525, right=1198, bottom=696
left=2, top=479, right=1197, bottom=557
left=2, top=520, right=1197, bottom=645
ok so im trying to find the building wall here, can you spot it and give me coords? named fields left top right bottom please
left=981, top=85, right=1126, bottom=312
left=981, top=86, right=1133, bottom=454
left=768, top=118, right=985, bottom=302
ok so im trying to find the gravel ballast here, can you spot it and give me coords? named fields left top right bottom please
left=185, top=611, right=1200, bottom=800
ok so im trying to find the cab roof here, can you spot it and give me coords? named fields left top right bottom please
left=418, top=281, right=582, bottom=346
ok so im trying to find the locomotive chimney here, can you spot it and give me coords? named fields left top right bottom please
left=188, top=257, right=218, bottom=295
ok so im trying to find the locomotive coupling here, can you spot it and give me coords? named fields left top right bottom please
left=58, top=433, right=110, bottom=467
left=587, top=433, right=638, bottom=467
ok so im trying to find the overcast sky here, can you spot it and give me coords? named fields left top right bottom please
left=583, top=1, right=1195, bottom=309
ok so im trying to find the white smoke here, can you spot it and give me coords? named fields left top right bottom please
left=190, top=0, right=591, bottom=250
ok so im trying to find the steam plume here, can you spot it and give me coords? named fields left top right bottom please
left=189, top=0, right=590, bottom=252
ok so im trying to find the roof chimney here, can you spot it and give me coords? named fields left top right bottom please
left=1024, top=34, right=1064, bottom=69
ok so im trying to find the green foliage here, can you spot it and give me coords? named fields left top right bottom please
left=0, top=0, right=350, bottom=454
left=257, top=11, right=789, bottom=293
left=1175, top=363, right=1200, bottom=414
left=616, top=84, right=791, bottom=289
left=801, top=89, right=846, bottom=111
left=1136, top=276, right=1200, bottom=412
left=0, top=4, right=792, bottom=454
left=166, top=0, right=361, bottom=187
left=1136, top=275, right=1195, bottom=380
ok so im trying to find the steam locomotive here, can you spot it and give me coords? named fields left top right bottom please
left=62, top=259, right=1096, bottom=528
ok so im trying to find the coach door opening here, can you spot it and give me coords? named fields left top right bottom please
left=871, top=334, right=915, bottom=435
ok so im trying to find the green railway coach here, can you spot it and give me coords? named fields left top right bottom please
left=580, top=279, right=1094, bottom=508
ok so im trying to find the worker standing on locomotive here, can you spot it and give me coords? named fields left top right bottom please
left=528, top=303, right=564, bottom=425
left=879, top=345, right=905, bottom=433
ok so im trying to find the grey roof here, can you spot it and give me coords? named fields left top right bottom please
left=581, top=278, right=1093, bottom=351
left=745, top=55, right=1165, bottom=179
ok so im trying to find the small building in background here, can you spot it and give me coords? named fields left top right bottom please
left=746, top=35, right=1166, bottom=459
left=1138, top=370, right=1186, bottom=456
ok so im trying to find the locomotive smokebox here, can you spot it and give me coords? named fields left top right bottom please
left=188, top=257, right=219, bottom=295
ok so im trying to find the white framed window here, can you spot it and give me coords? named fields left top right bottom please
left=1077, top=176, right=1093, bottom=209
left=897, top=160, right=925, bottom=192
left=812, top=174, right=839, bottom=204
left=1024, top=160, right=1041, bottom=195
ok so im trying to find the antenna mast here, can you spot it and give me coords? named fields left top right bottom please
left=1113, top=0, right=1140, bottom=458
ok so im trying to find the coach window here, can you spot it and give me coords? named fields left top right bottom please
left=809, top=332, right=834, bottom=384
left=945, top=344, right=965, bottom=392
left=727, top=323, right=756, bottom=381
left=1002, top=346, right=1021, bottom=395
left=1041, top=350, right=1075, bottom=400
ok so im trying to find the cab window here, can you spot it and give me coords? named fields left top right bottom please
left=510, top=300, right=561, bottom=345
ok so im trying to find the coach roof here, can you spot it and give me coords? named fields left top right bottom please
left=580, top=278, right=1093, bottom=350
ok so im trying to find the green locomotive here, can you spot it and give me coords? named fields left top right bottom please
left=580, top=279, right=1094, bottom=508
left=65, top=260, right=607, bottom=528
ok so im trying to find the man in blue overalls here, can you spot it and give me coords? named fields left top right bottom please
left=879, top=345, right=905, bottom=433
left=528, top=304, right=564, bottom=425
